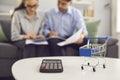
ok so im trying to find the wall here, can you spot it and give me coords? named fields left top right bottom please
left=0, top=0, right=17, bottom=13
left=0, top=0, right=57, bottom=14
left=95, top=0, right=111, bottom=36
left=111, top=0, right=117, bottom=37
left=114, top=0, right=120, bottom=57
left=0, top=0, right=57, bottom=13
left=38, top=0, right=57, bottom=11
left=116, top=0, right=120, bottom=33
left=76, top=0, right=111, bottom=36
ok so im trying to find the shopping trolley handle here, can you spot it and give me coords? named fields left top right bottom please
left=87, top=36, right=109, bottom=41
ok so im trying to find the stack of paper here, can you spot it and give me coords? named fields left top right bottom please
left=57, top=28, right=83, bottom=46
left=26, top=28, right=83, bottom=46
left=26, top=38, right=48, bottom=45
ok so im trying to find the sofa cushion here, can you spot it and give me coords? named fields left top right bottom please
left=86, top=20, right=101, bottom=37
left=0, top=15, right=11, bottom=41
left=0, top=24, right=8, bottom=42
left=107, top=38, right=118, bottom=46
left=97, top=37, right=118, bottom=46
left=0, top=43, right=18, bottom=58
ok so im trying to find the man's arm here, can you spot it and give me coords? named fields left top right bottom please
left=74, top=10, right=88, bottom=44
left=43, top=13, right=51, bottom=37
left=43, top=12, right=58, bottom=38
left=76, top=10, right=88, bottom=35
left=11, top=12, right=25, bottom=41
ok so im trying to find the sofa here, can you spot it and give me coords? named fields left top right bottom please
left=0, top=15, right=119, bottom=78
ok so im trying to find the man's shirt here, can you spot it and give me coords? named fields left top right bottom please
left=43, top=6, right=88, bottom=38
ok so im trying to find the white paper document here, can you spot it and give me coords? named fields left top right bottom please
left=25, top=37, right=65, bottom=45
left=57, top=28, right=83, bottom=46
left=26, top=39, right=48, bottom=45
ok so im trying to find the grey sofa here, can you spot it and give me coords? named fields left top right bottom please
left=0, top=15, right=119, bottom=78
left=0, top=15, right=19, bottom=78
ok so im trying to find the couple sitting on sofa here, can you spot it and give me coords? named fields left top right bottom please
left=11, top=0, right=88, bottom=58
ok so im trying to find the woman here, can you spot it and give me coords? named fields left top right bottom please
left=11, top=0, right=48, bottom=58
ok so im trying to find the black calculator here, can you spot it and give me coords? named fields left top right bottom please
left=40, top=59, right=63, bottom=73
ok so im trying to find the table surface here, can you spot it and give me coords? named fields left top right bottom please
left=12, top=57, right=120, bottom=80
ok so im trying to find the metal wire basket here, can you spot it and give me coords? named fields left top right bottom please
left=79, top=36, right=109, bottom=72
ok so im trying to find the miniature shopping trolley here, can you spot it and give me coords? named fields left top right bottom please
left=79, top=36, right=109, bottom=72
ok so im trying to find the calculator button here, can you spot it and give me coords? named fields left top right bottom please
left=50, top=63, right=53, bottom=69
left=58, top=64, right=62, bottom=69
left=54, top=63, right=58, bottom=69
left=40, top=66, right=45, bottom=70
left=45, top=63, right=49, bottom=69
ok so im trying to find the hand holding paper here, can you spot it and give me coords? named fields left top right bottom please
left=57, top=28, right=83, bottom=46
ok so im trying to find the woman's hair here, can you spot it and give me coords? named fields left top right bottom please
left=65, top=0, right=72, bottom=2
left=11, top=0, right=25, bottom=17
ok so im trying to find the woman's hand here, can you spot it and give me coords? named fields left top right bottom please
left=23, top=35, right=31, bottom=39
left=48, top=32, right=58, bottom=38
left=36, top=35, right=45, bottom=39
left=24, top=32, right=37, bottom=39
left=28, top=32, right=37, bottom=39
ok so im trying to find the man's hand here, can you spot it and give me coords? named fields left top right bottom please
left=75, top=38, right=84, bottom=44
left=48, top=32, right=58, bottom=37
left=75, top=33, right=85, bottom=44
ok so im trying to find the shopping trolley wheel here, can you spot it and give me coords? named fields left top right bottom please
left=81, top=66, right=84, bottom=70
left=93, top=67, right=96, bottom=72
left=103, top=64, right=106, bottom=68
left=88, top=62, right=90, bottom=66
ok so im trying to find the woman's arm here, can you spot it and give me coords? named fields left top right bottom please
left=11, top=11, right=25, bottom=41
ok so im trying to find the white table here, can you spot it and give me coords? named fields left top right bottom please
left=12, top=57, right=120, bottom=80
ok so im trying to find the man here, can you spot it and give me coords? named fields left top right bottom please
left=43, top=0, right=88, bottom=56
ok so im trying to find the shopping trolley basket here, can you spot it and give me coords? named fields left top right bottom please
left=79, top=36, right=109, bottom=72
